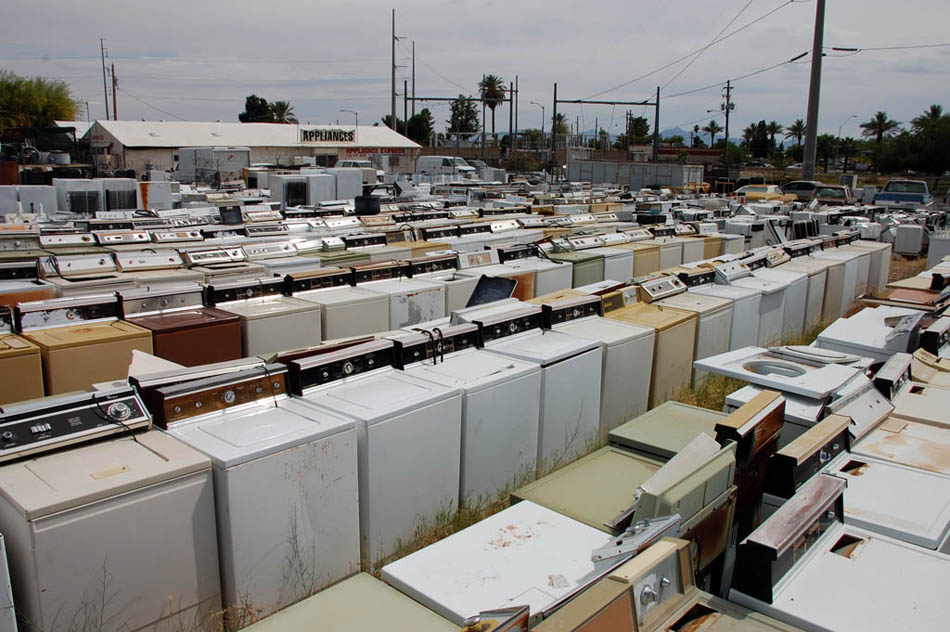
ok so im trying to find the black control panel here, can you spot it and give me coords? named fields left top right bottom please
left=0, top=388, right=150, bottom=463
left=742, top=253, right=769, bottom=270
left=344, top=233, right=388, bottom=249
left=783, top=242, right=816, bottom=258
left=351, top=262, right=410, bottom=284
left=496, top=244, right=535, bottom=263
left=873, top=352, right=912, bottom=400
left=245, top=223, right=289, bottom=237
left=459, top=223, right=492, bottom=236
left=421, top=226, right=460, bottom=240
left=286, top=269, right=354, bottom=293
left=649, top=225, right=675, bottom=238
left=393, top=324, right=480, bottom=368
left=764, top=416, right=851, bottom=499
left=474, top=307, right=544, bottom=343
left=542, top=296, right=601, bottom=328
left=206, top=277, right=286, bottom=305
left=406, top=255, right=457, bottom=276
left=15, top=298, right=120, bottom=332
left=0, top=261, right=39, bottom=280
left=289, top=341, right=395, bottom=394
left=479, top=207, right=524, bottom=217
left=677, top=268, right=716, bottom=288
left=394, top=211, right=450, bottom=223
left=921, top=318, right=950, bottom=354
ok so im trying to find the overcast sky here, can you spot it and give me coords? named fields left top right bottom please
left=4, top=0, right=949, bottom=140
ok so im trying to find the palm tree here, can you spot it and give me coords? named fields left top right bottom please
left=859, top=111, right=901, bottom=144
left=838, top=137, right=858, bottom=173
left=692, top=124, right=704, bottom=147
left=702, top=119, right=723, bottom=147
left=911, top=104, right=945, bottom=135
left=270, top=101, right=297, bottom=124
left=784, top=119, right=806, bottom=146
left=0, top=71, right=77, bottom=131
left=741, top=124, right=756, bottom=147
left=478, top=74, right=506, bottom=140
left=766, top=121, right=784, bottom=148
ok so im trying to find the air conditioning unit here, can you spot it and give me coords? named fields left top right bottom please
left=53, top=179, right=104, bottom=214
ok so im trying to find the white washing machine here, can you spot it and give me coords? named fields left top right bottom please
left=342, top=232, right=412, bottom=263
left=0, top=534, right=13, bottom=631
left=391, top=323, right=542, bottom=507
left=208, top=276, right=323, bottom=356
left=851, top=239, right=892, bottom=295
left=288, top=268, right=390, bottom=341
left=643, top=226, right=683, bottom=270
left=813, top=246, right=863, bottom=315
left=156, top=364, right=360, bottom=620
left=460, top=303, right=603, bottom=475
left=495, top=243, right=574, bottom=297
left=781, top=254, right=832, bottom=333
left=454, top=249, right=541, bottom=301
left=716, top=259, right=787, bottom=346
left=731, top=475, right=950, bottom=632
left=559, top=236, right=633, bottom=283
left=653, top=281, right=734, bottom=387
left=538, top=294, right=655, bottom=437
left=113, top=249, right=207, bottom=289
left=683, top=267, right=762, bottom=351
left=380, top=500, right=611, bottom=626
left=404, top=253, right=480, bottom=314
left=352, top=261, right=446, bottom=329
left=287, top=339, right=462, bottom=569
left=181, top=247, right=267, bottom=284
left=816, top=305, right=922, bottom=363
left=0, top=388, right=221, bottom=632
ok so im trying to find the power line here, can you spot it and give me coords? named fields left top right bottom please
left=829, top=43, right=950, bottom=52
left=663, top=51, right=808, bottom=100
left=583, top=0, right=803, bottom=100
left=395, top=38, right=470, bottom=94
left=115, top=87, right=186, bottom=120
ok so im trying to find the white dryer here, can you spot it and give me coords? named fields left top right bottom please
left=780, top=244, right=833, bottom=333
left=715, top=258, right=786, bottom=346
left=495, top=243, right=574, bottom=297
left=352, top=261, right=446, bottom=329
left=207, top=276, right=323, bottom=356
left=813, top=245, right=864, bottom=314
left=643, top=225, right=683, bottom=270
left=0, top=389, right=221, bottom=632
left=287, top=268, right=390, bottom=341
left=538, top=295, right=655, bottom=437
left=458, top=303, right=603, bottom=475
left=287, top=340, right=462, bottom=569
left=756, top=249, right=808, bottom=340
left=391, top=323, right=542, bottom=507
left=155, top=364, right=359, bottom=620
left=454, top=249, right=541, bottom=301
left=851, top=239, right=892, bottom=295
left=404, top=253, right=480, bottom=314
left=0, top=534, right=13, bottom=632
left=682, top=267, right=762, bottom=351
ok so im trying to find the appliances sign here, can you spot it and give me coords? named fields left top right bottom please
left=299, top=128, right=356, bottom=144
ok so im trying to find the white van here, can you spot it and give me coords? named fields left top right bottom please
left=337, top=159, right=384, bottom=185
left=415, top=156, right=476, bottom=176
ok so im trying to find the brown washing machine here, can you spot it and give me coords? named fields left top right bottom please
left=120, top=284, right=242, bottom=367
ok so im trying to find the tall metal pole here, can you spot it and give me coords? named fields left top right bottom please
left=403, top=80, right=408, bottom=130
left=514, top=75, right=519, bottom=149
left=100, top=38, right=110, bottom=120
left=111, top=63, right=118, bottom=120
left=802, top=0, right=826, bottom=180
left=390, top=10, right=397, bottom=130
left=508, top=82, right=514, bottom=150
left=552, top=83, right=558, bottom=161
left=411, top=40, right=416, bottom=117
left=652, top=86, right=660, bottom=161
left=481, top=75, right=486, bottom=160
left=723, top=80, right=732, bottom=163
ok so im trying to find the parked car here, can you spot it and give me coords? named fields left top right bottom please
left=811, top=185, right=854, bottom=206
left=781, top=180, right=823, bottom=202
left=735, top=184, right=797, bottom=202
left=337, top=159, right=384, bottom=185
left=415, top=156, right=476, bottom=176
left=874, top=179, right=933, bottom=208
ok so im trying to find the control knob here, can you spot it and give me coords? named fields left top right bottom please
left=106, top=402, right=132, bottom=421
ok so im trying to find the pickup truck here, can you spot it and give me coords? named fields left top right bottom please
left=874, top=179, right=933, bottom=208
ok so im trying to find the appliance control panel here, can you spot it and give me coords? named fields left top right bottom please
left=320, top=237, right=346, bottom=251
left=873, top=352, right=912, bottom=400
left=625, top=228, right=654, bottom=242
left=637, top=275, right=687, bottom=303
left=457, top=250, right=500, bottom=269
left=393, top=323, right=480, bottom=368
left=244, top=210, right=283, bottom=223
left=206, top=277, right=285, bottom=305
left=120, top=285, right=204, bottom=315
left=566, top=213, right=597, bottom=224
left=244, top=223, right=289, bottom=237
left=595, top=213, right=620, bottom=222
left=181, top=247, right=248, bottom=266
left=765, top=414, right=851, bottom=499
left=0, top=261, right=39, bottom=280
left=95, top=231, right=151, bottom=245
left=351, top=261, right=410, bottom=284
left=406, top=255, right=457, bottom=276
left=490, top=219, right=520, bottom=233
left=15, top=294, right=119, bottom=330
left=715, top=260, right=752, bottom=282
left=243, top=243, right=295, bottom=261
left=459, top=223, right=492, bottom=236
left=649, top=226, right=675, bottom=238
left=0, top=387, right=150, bottom=462
left=289, top=340, right=394, bottom=393
left=921, top=317, right=950, bottom=355
left=676, top=267, right=715, bottom=288
left=150, top=230, right=203, bottom=243
left=343, top=233, right=388, bottom=249
left=39, top=233, right=99, bottom=247
left=384, top=229, right=416, bottom=244
left=599, top=233, right=632, bottom=246
left=286, top=267, right=353, bottom=293
left=496, top=244, right=534, bottom=262
left=473, top=305, right=543, bottom=343
left=38, top=254, right=118, bottom=278
left=115, top=251, right=183, bottom=272
left=152, top=365, right=288, bottom=428
left=765, top=249, right=791, bottom=267
left=674, top=224, right=697, bottom=235
left=542, top=296, right=602, bottom=327
left=697, top=222, right=718, bottom=235
left=324, top=217, right=362, bottom=231
left=449, top=208, right=479, bottom=219
left=359, top=216, right=394, bottom=228
left=568, top=236, right=603, bottom=250
left=783, top=241, right=816, bottom=258
left=421, top=226, right=461, bottom=240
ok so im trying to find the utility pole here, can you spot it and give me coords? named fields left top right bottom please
left=508, top=81, right=514, bottom=150
left=514, top=75, right=519, bottom=149
left=551, top=83, right=558, bottom=161
left=652, top=86, right=660, bottom=162
left=411, top=41, right=416, bottom=117
left=722, top=80, right=734, bottom=163
left=802, top=0, right=826, bottom=180
left=594, top=117, right=598, bottom=150
left=100, top=38, right=110, bottom=120
left=403, top=80, right=408, bottom=131
left=111, top=63, right=118, bottom=120
left=390, top=10, right=397, bottom=130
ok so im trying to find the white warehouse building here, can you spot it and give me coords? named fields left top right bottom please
left=85, top=120, right=421, bottom=177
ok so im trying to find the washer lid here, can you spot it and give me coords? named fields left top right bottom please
left=364, top=277, right=444, bottom=293
left=486, top=330, right=599, bottom=364
left=655, top=292, right=733, bottom=315
left=301, top=369, right=459, bottom=422
left=830, top=457, right=950, bottom=549
left=166, top=399, right=353, bottom=468
left=606, top=303, right=696, bottom=332
left=0, top=430, right=210, bottom=520
left=731, top=276, right=786, bottom=294
left=295, top=286, right=387, bottom=306
left=410, top=350, right=539, bottom=390
left=690, top=284, right=762, bottom=301
left=608, top=401, right=727, bottom=459
left=555, top=316, right=654, bottom=344
left=216, top=296, right=319, bottom=320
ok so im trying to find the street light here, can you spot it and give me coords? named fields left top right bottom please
left=530, top=101, right=545, bottom=151
left=340, top=109, right=358, bottom=145
left=837, top=114, right=856, bottom=138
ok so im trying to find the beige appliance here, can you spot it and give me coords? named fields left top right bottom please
left=113, top=249, right=205, bottom=289
left=181, top=247, right=266, bottom=283
left=16, top=295, right=152, bottom=394
left=0, top=261, right=56, bottom=310
left=37, top=253, right=138, bottom=297
left=597, top=228, right=661, bottom=277
left=0, top=310, right=44, bottom=405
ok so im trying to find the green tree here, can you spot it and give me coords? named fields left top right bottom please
left=238, top=94, right=274, bottom=123
left=629, top=116, right=650, bottom=143
left=766, top=121, right=784, bottom=152
left=446, top=95, right=480, bottom=141
left=692, top=124, right=705, bottom=147
left=269, top=100, right=297, bottom=124
left=860, top=111, right=901, bottom=144
left=552, top=113, right=570, bottom=137
left=741, top=124, right=755, bottom=147
left=911, top=104, right=945, bottom=135
left=816, top=134, right=838, bottom=172
left=784, top=118, right=806, bottom=146
left=749, top=121, right=771, bottom=159
left=406, top=108, right=435, bottom=145
left=0, top=70, right=77, bottom=131
left=612, top=133, right=628, bottom=150
left=665, top=134, right=685, bottom=146
left=702, top=119, right=723, bottom=147
left=478, top=75, right=506, bottom=140
left=838, top=137, right=859, bottom=173
left=380, top=114, right=407, bottom=135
